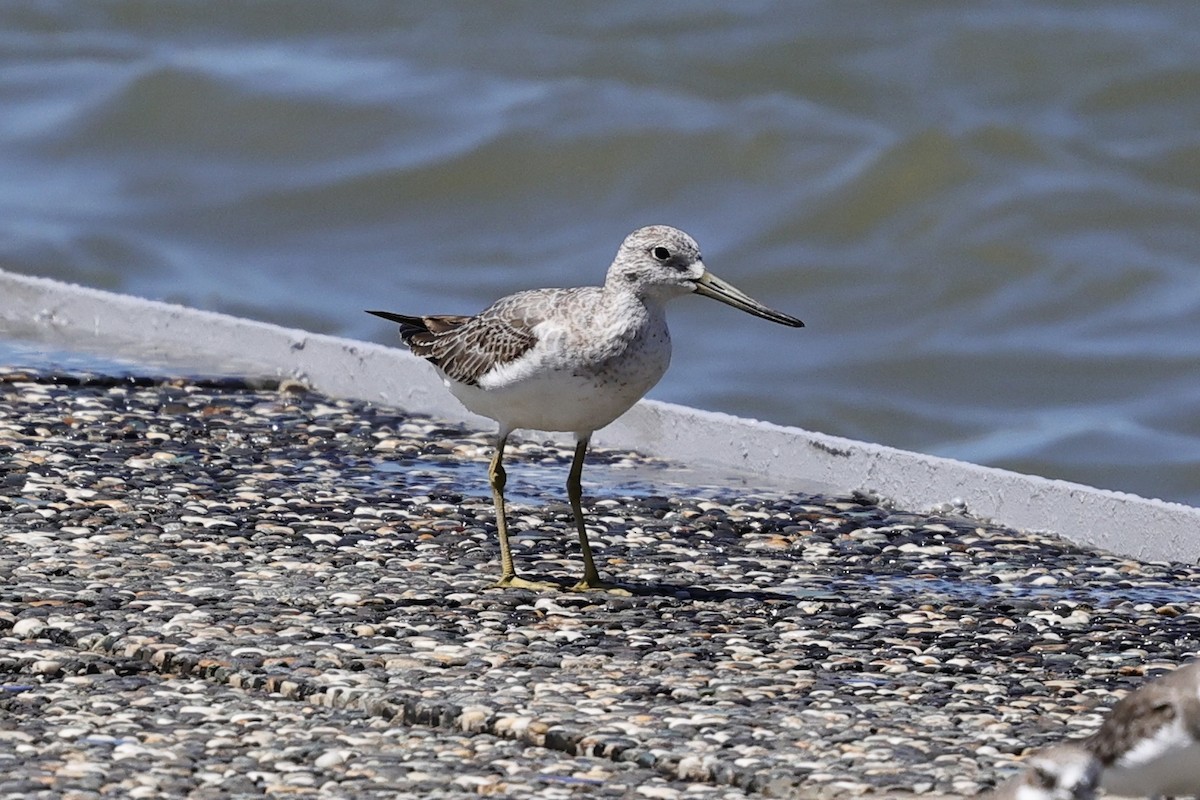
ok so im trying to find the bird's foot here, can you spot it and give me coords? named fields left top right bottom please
left=569, top=577, right=633, bottom=596
left=491, top=574, right=564, bottom=592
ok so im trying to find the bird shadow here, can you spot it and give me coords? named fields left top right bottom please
left=508, top=574, right=834, bottom=604
left=623, top=581, right=824, bottom=603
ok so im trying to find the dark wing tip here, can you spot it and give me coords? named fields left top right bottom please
left=366, top=309, right=408, bottom=324
left=365, top=309, right=433, bottom=350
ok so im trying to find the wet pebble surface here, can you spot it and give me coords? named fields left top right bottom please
left=2, top=367, right=1199, bottom=799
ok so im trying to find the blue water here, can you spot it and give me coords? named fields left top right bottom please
left=2, top=2, right=1199, bottom=506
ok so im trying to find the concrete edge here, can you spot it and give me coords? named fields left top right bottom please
left=2, top=268, right=1197, bottom=563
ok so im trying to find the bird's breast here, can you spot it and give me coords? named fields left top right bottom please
left=453, top=306, right=672, bottom=434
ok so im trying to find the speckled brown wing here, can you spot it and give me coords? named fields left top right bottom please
left=367, top=298, right=543, bottom=386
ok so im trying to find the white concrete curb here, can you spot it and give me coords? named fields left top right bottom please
left=2, top=268, right=1197, bottom=563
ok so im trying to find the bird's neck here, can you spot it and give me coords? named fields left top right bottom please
left=601, top=279, right=672, bottom=325
left=605, top=271, right=685, bottom=311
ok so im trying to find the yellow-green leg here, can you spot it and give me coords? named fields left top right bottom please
left=489, top=431, right=559, bottom=591
left=568, top=436, right=628, bottom=593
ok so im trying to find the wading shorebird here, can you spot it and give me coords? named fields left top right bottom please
left=369, top=225, right=803, bottom=591
left=1087, top=660, right=1200, bottom=799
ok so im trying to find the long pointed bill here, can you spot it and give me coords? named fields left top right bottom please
left=694, top=271, right=804, bottom=327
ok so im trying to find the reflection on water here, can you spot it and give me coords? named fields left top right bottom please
left=371, top=455, right=770, bottom=507
left=2, top=2, right=1199, bottom=505
left=0, top=340, right=146, bottom=376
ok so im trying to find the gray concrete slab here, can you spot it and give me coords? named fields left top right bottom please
left=2, top=268, right=1197, bottom=563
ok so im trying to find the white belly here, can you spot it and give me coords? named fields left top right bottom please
left=445, top=310, right=672, bottom=435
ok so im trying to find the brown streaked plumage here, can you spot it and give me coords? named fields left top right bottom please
left=1087, top=660, right=1200, bottom=798
left=367, top=307, right=538, bottom=387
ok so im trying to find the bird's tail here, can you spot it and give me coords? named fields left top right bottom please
left=366, top=310, right=471, bottom=358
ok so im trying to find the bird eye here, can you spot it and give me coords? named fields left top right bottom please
left=651, top=246, right=671, bottom=261
left=1032, top=767, right=1056, bottom=790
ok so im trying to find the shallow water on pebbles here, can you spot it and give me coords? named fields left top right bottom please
left=1, top=367, right=1199, bottom=798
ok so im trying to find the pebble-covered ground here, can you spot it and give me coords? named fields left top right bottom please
left=2, top=367, right=1199, bottom=800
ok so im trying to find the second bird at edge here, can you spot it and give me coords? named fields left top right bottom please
left=368, top=224, right=803, bottom=592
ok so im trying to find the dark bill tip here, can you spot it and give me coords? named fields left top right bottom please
left=694, top=272, right=804, bottom=328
